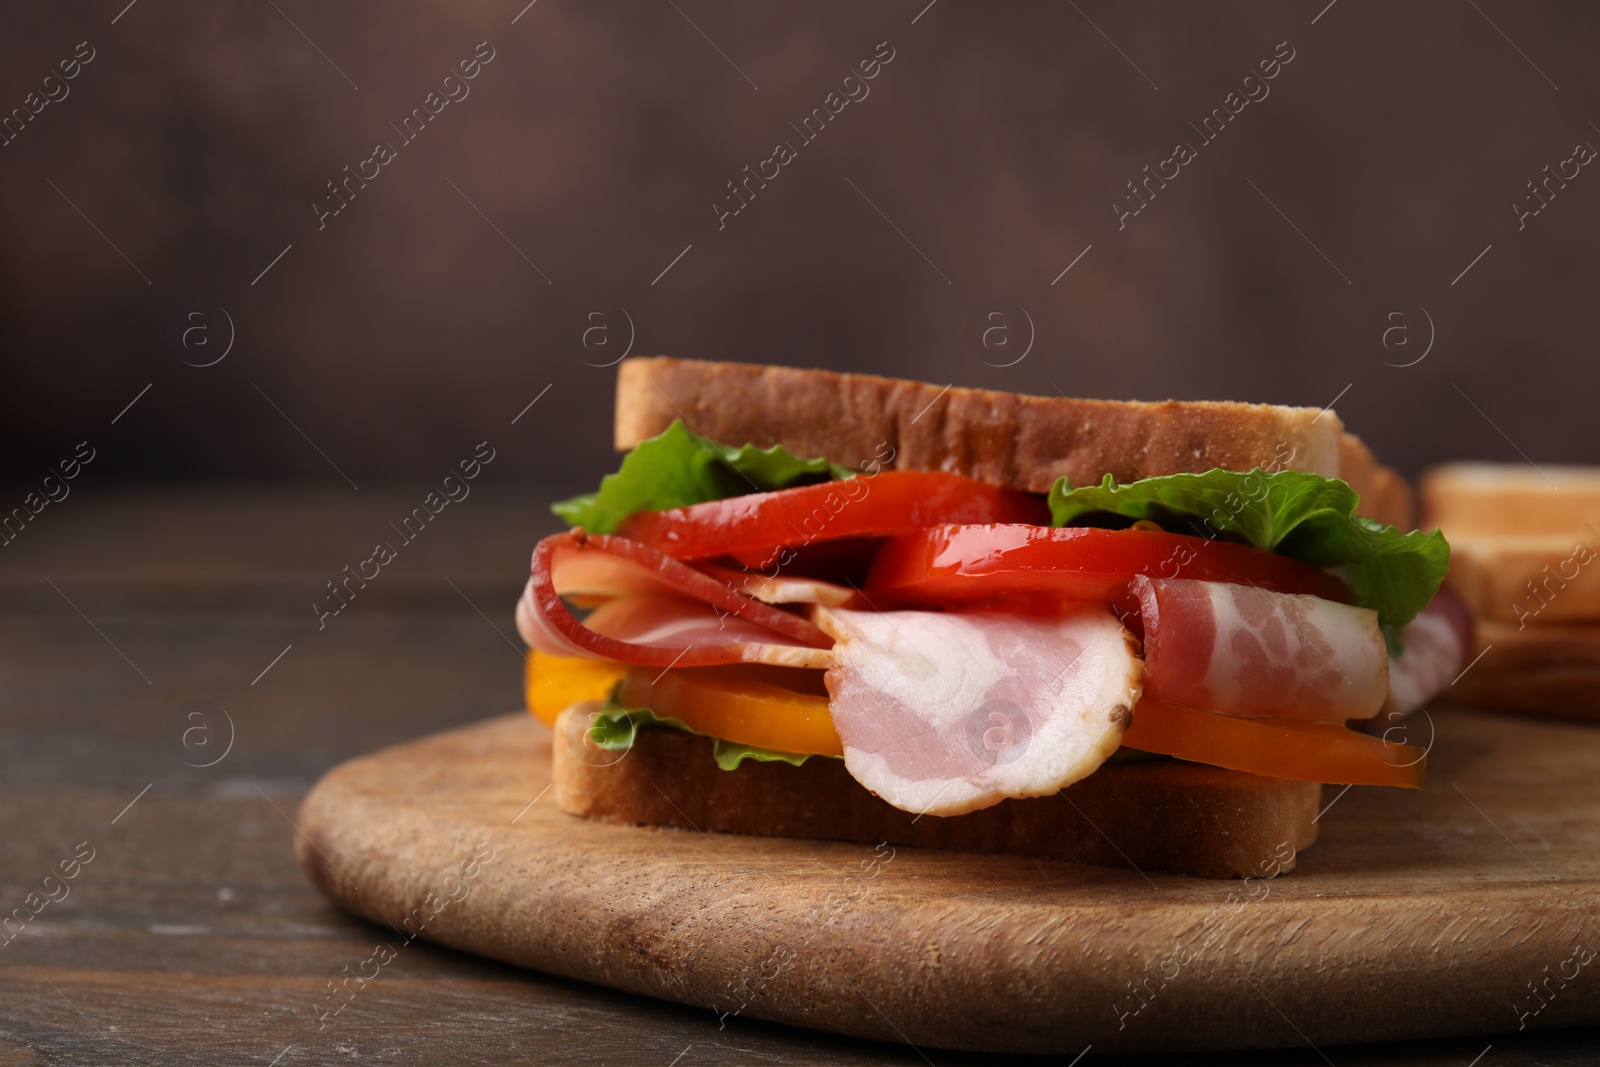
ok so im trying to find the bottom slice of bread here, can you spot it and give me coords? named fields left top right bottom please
left=552, top=712, right=1321, bottom=879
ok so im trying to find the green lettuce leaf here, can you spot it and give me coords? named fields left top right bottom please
left=1047, top=468, right=1450, bottom=635
left=584, top=690, right=825, bottom=769
left=709, top=740, right=813, bottom=771
left=583, top=701, right=694, bottom=751
left=552, top=420, right=853, bottom=534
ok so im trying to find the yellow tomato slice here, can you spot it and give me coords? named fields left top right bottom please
left=1122, top=699, right=1426, bottom=788
left=525, top=651, right=626, bottom=726
left=616, top=664, right=842, bottom=757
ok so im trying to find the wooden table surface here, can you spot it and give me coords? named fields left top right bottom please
left=3, top=488, right=1598, bottom=1067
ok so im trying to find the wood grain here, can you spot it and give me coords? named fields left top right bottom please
left=297, top=708, right=1600, bottom=1056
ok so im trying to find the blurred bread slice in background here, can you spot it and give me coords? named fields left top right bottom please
left=1422, top=464, right=1600, bottom=538
left=1422, top=463, right=1600, bottom=720
left=1446, top=537, right=1600, bottom=627
left=1452, top=621, right=1600, bottom=721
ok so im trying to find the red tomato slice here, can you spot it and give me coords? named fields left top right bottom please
left=1122, top=699, right=1425, bottom=788
left=616, top=471, right=1050, bottom=562
left=867, top=524, right=1350, bottom=608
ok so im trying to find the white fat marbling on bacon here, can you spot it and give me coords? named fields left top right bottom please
left=582, top=593, right=832, bottom=668
left=1134, top=576, right=1388, bottom=721
left=518, top=577, right=587, bottom=657
left=693, top=563, right=868, bottom=609
left=545, top=548, right=692, bottom=602
left=1384, top=586, right=1473, bottom=717
left=813, top=605, right=1142, bottom=817
left=517, top=570, right=833, bottom=670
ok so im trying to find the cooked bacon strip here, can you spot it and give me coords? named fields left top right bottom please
left=814, top=605, right=1142, bottom=816
left=1133, top=576, right=1388, bottom=721
left=518, top=531, right=833, bottom=669
left=1384, top=585, right=1472, bottom=716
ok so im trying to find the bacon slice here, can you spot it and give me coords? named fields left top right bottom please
left=1384, top=585, right=1473, bottom=716
left=814, top=605, right=1142, bottom=816
left=1133, top=576, right=1388, bottom=722
left=518, top=531, right=833, bottom=669
left=693, top=563, right=868, bottom=609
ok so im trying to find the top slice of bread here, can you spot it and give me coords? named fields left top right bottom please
left=615, top=357, right=1414, bottom=529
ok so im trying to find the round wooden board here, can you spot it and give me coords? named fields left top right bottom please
left=295, top=707, right=1600, bottom=1055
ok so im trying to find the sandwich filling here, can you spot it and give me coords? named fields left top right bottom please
left=517, top=421, right=1468, bottom=817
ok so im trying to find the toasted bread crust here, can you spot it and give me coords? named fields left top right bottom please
left=615, top=356, right=1413, bottom=528
left=553, top=713, right=1321, bottom=880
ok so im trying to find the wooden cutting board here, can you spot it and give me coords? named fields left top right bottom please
left=295, top=706, right=1600, bottom=1055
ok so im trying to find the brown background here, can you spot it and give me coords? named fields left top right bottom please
left=1, top=1, right=1597, bottom=493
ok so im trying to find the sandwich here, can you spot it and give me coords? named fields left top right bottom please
left=1421, top=462, right=1600, bottom=720
left=515, top=358, right=1470, bottom=878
